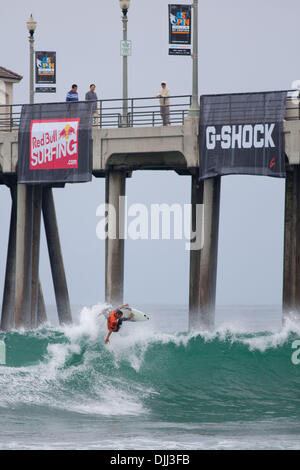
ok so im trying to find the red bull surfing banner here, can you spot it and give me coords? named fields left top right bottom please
left=18, top=102, right=93, bottom=184
left=30, top=119, right=80, bottom=170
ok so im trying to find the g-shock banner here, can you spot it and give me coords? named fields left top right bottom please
left=168, top=4, right=191, bottom=55
left=199, top=91, right=287, bottom=180
left=18, top=102, right=93, bottom=184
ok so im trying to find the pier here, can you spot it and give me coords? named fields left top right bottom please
left=1, top=93, right=300, bottom=329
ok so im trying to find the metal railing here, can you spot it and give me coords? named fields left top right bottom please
left=0, top=95, right=192, bottom=132
left=1, top=91, right=300, bottom=132
left=0, top=104, right=23, bottom=132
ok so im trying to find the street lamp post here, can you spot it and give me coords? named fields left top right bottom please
left=24, top=15, right=42, bottom=329
left=119, top=0, right=130, bottom=126
left=189, top=0, right=199, bottom=116
left=26, top=14, right=37, bottom=105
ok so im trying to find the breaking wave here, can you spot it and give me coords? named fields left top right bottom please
left=0, top=304, right=299, bottom=423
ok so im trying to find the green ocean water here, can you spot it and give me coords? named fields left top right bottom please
left=0, top=304, right=299, bottom=449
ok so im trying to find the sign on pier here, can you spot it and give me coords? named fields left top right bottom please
left=199, top=91, right=287, bottom=180
left=168, top=4, right=191, bottom=56
left=18, top=102, right=93, bottom=184
left=120, top=40, right=132, bottom=56
left=35, top=51, right=56, bottom=93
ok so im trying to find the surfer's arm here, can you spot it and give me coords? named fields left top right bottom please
left=105, top=330, right=112, bottom=344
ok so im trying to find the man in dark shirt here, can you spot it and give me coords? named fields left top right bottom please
left=66, top=84, right=78, bottom=101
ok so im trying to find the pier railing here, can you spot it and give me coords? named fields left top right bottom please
left=1, top=91, right=300, bottom=132
left=0, top=95, right=192, bottom=132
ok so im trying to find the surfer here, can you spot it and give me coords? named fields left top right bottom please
left=105, top=306, right=134, bottom=344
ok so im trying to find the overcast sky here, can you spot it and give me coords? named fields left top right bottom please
left=0, top=0, right=298, bottom=311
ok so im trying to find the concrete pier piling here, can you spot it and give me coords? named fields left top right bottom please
left=1, top=184, right=47, bottom=329
left=283, top=165, right=300, bottom=315
left=37, top=279, right=47, bottom=326
left=105, top=170, right=126, bottom=306
left=15, top=184, right=34, bottom=329
left=42, top=187, right=72, bottom=325
left=1, top=186, right=17, bottom=330
left=31, top=186, right=43, bottom=328
left=189, top=175, right=221, bottom=329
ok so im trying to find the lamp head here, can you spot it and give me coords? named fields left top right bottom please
left=119, top=0, right=130, bottom=15
left=26, top=14, right=37, bottom=37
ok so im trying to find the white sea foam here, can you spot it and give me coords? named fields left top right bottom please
left=61, top=302, right=108, bottom=342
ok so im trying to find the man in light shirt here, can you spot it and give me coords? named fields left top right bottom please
left=85, top=83, right=98, bottom=126
left=156, top=81, right=170, bottom=126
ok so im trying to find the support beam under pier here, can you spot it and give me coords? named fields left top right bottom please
left=31, top=186, right=43, bottom=328
left=42, top=187, right=72, bottom=325
left=189, top=175, right=221, bottom=329
left=105, top=170, right=126, bottom=306
left=1, top=185, right=17, bottom=330
left=15, top=184, right=34, bottom=329
left=37, top=279, right=47, bottom=326
left=283, top=166, right=300, bottom=315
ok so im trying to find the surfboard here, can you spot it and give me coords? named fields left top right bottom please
left=120, top=306, right=150, bottom=322
left=101, top=305, right=150, bottom=322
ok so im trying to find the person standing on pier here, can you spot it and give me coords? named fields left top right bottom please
left=66, top=84, right=79, bottom=102
left=85, top=83, right=99, bottom=125
left=156, top=81, right=171, bottom=126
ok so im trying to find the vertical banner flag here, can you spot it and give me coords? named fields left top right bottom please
left=35, top=51, right=56, bottom=93
left=18, top=101, right=93, bottom=184
left=199, top=91, right=287, bottom=180
left=168, top=4, right=191, bottom=55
